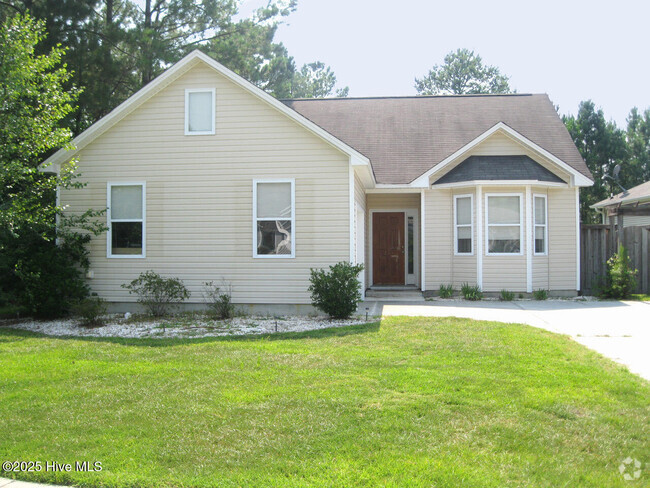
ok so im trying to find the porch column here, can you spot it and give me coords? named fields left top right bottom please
left=420, top=189, right=426, bottom=292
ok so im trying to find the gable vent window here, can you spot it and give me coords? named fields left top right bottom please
left=253, top=179, right=295, bottom=258
left=108, top=182, right=145, bottom=258
left=185, top=88, right=215, bottom=135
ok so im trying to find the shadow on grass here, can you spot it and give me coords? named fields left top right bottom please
left=0, top=320, right=382, bottom=347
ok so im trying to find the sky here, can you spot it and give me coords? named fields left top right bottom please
left=240, top=0, right=650, bottom=128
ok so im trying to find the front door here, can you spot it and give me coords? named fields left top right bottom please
left=372, top=212, right=405, bottom=285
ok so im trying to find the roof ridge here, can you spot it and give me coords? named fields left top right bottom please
left=281, top=93, right=539, bottom=102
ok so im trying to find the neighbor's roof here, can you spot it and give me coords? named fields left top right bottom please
left=592, top=180, right=650, bottom=208
left=433, top=155, right=565, bottom=185
left=283, top=94, right=592, bottom=185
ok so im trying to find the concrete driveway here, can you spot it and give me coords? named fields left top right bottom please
left=365, top=299, right=650, bottom=380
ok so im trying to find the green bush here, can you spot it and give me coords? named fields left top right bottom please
left=438, top=284, right=454, bottom=298
left=202, top=280, right=235, bottom=319
left=500, top=289, right=514, bottom=301
left=460, top=283, right=483, bottom=301
left=72, top=296, right=108, bottom=326
left=533, top=289, right=548, bottom=301
left=122, top=271, right=190, bottom=317
left=308, top=262, right=364, bottom=319
left=601, top=245, right=638, bottom=299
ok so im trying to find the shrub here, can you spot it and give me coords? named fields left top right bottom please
left=308, top=262, right=364, bottom=319
left=500, top=289, right=515, bottom=301
left=122, top=271, right=190, bottom=317
left=601, top=245, right=638, bottom=299
left=460, top=282, right=482, bottom=301
left=72, top=296, right=108, bottom=326
left=438, top=284, right=454, bottom=298
left=533, top=289, right=548, bottom=301
left=202, top=280, right=235, bottom=319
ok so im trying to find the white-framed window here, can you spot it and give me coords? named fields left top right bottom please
left=253, top=179, right=295, bottom=258
left=454, top=194, right=473, bottom=255
left=107, top=182, right=146, bottom=258
left=485, top=193, right=523, bottom=255
left=185, top=88, right=215, bottom=135
left=533, top=194, right=548, bottom=255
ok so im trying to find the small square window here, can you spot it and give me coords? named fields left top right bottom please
left=185, top=89, right=215, bottom=135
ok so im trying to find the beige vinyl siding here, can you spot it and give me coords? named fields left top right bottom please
left=624, top=215, right=650, bottom=227
left=60, top=63, right=351, bottom=304
left=354, top=172, right=367, bottom=287
left=451, top=191, right=477, bottom=287
left=548, top=187, right=578, bottom=290
left=433, top=132, right=572, bottom=184
left=424, top=189, right=452, bottom=289
left=365, top=193, right=420, bottom=287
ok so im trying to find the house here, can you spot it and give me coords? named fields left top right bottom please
left=592, top=180, right=650, bottom=228
left=43, top=50, right=594, bottom=310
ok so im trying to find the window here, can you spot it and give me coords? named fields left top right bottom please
left=108, top=183, right=145, bottom=258
left=534, top=194, right=548, bottom=255
left=407, top=216, right=414, bottom=273
left=486, top=194, right=522, bottom=255
left=253, top=179, right=294, bottom=258
left=454, top=194, right=473, bottom=254
left=185, top=88, right=215, bottom=135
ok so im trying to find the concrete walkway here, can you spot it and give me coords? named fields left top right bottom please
left=365, top=299, right=650, bottom=380
left=0, top=479, right=67, bottom=488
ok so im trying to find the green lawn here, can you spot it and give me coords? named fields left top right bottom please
left=1, top=317, right=648, bottom=487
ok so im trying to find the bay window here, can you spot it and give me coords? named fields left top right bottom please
left=486, top=194, right=522, bottom=255
left=454, top=194, right=473, bottom=254
left=534, top=194, right=548, bottom=255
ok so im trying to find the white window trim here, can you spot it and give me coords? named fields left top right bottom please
left=453, top=193, right=474, bottom=255
left=252, top=178, right=295, bottom=259
left=184, top=88, right=215, bottom=135
left=485, top=192, right=524, bottom=256
left=533, top=193, right=549, bottom=256
left=107, top=181, right=146, bottom=259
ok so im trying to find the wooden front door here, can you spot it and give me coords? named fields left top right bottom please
left=373, top=212, right=405, bottom=285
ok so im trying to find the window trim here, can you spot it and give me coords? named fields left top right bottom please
left=252, top=178, right=295, bottom=259
left=533, top=193, right=548, bottom=256
left=184, top=88, right=215, bottom=135
left=107, top=181, right=146, bottom=259
left=453, top=193, right=474, bottom=256
left=485, top=192, right=524, bottom=256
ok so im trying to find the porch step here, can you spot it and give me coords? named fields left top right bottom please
left=365, top=289, right=424, bottom=301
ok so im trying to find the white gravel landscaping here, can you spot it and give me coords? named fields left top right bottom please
left=2, top=314, right=369, bottom=339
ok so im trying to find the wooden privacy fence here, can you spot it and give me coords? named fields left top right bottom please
left=581, top=224, right=650, bottom=295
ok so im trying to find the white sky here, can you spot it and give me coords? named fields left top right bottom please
left=240, top=0, right=650, bottom=127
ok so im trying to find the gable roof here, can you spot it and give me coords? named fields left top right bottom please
left=41, top=50, right=373, bottom=181
left=282, top=94, right=592, bottom=185
left=592, top=180, right=650, bottom=208
left=433, top=155, right=565, bottom=185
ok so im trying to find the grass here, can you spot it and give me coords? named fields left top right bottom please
left=0, top=317, right=648, bottom=488
left=630, top=293, right=650, bottom=302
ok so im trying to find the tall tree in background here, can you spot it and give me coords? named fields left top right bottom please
left=0, top=0, right=347, bottom=133
left=290, top=61, right=349, bottom=98
left=563, top=101, right=629, bottom=223
left=415, top=48, right=511, bottom=95
left=626, top=107, right=650, bottom=184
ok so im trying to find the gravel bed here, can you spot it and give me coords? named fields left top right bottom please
left=2, top=314, right=368, bottom=339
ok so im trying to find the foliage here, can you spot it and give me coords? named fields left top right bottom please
left=2, top=317, right=649, bottom=487
left=290, top=61, right=349, bottom=98
left=438, top=284, right=454, bottom=298
left=0, top=14, right=105, bottom=318
left=500, top=289, right=515, bottom=301
left=72, top=296, right=108, bottom=326
left=460, top=282, right=483, bottom=301
left=533, top=289, right=548, bottom=301
left=563, top=101, right=629, bottom=223
left=600, top=245, right=638, bottom=299
left=308, top=262, right=364, bottom=319
left=122, top=271, right=190, bottom=317
left=0, top=0, right=347, bottom=132
left=202, top=280, right=235, bottom=319
left=415, top=48, right=511, bottom=96
left=626, top=107, right=650, bottom=185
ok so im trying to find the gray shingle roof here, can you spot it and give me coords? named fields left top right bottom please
left=592, top=180, right=650, bottom=208
left=433, top=155, right=565, bottom=185
left=282, top=94, right=592, bottom=185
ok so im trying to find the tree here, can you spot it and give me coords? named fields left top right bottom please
left=290, top=61, right=349, bottom=98
left=415, top=48, right=511, bottom=95
left=0, top=14, right=104, bottom=316
left=626, top=107, right=650, bottom=184
left=563, top=101, right=629, bottom=223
